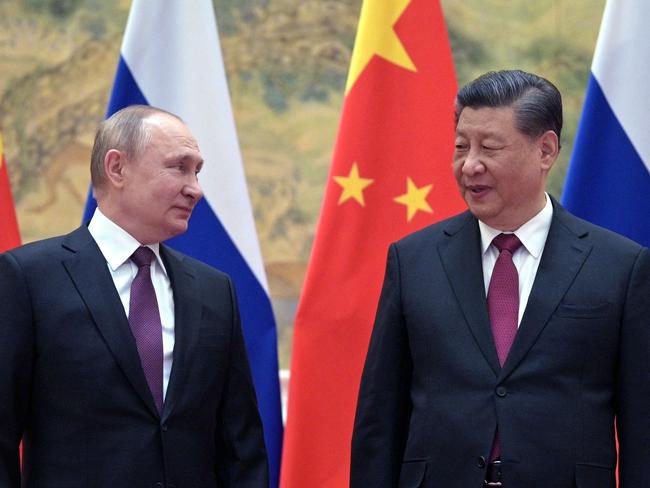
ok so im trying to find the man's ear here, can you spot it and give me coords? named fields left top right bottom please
left=103, top=149, right=128, bottom=189
left=539, top=130, right=559, bottom=172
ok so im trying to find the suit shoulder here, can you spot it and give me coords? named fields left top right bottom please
left=3, top=234, right=70, bottom=265
left=393, top=211, right=473, bottom=251
left=556, top=207, right=647, bottom=257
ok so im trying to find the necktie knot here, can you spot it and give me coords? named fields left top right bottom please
left=492, top=233, right=522, bottom=255
left=131, top=246, right=155, bottom=268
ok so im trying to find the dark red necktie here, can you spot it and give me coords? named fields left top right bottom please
left=487, top=233, right=522, bottom=460
left=488, top=233, right=522, bottom=366
left=129, top=246, right=164, bottom=413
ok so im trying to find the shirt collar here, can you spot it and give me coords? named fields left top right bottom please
left=478, top=193, right=553, bottom=258
left=87, top=207, right=167, bottom=274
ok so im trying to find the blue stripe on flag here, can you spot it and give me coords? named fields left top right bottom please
left=168, top=199, right=283, bottom=472
left=106, top=57, right=149, bottom=114
left=562, top=75, right=650, bottom=247
left=83, top=57, right=146, bottom=221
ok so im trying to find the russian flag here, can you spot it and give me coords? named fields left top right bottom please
left=82, top=1, right=283, bottom=485
left=562, top=0, right=650, bottom=247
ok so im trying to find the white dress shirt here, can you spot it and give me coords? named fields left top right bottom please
left=88, top=208, right=175, bottom=399
left=479, top=194, right=553, bottom=326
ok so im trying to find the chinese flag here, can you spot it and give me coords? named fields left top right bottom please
left=280, top=1, right=464, bottom=486
left=0, top=132, right=21, bottom=252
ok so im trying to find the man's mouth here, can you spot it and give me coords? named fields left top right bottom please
left=467, top=184, right=491, bottom=196
left=174, top=205, right=194, bottom=214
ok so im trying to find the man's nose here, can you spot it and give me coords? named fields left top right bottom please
left=184, top=179, right=203, bottom=201
left=461, top=149, right=485, bottom=176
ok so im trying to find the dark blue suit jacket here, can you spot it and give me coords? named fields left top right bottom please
left=0, top=225, right=268, bottom=488
left=351, top=199, right=650, bottom=488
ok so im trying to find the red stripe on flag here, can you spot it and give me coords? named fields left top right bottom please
left=0, top=151, right=21, bottom=252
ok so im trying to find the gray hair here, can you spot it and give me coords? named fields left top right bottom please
left=455, top=70, right=563, bottom=147
left=90, top=105, right=182, bottom=188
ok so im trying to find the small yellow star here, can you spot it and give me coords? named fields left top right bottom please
left=333, top=163, right=374, bottom=206
left=394, top=177, right=433, bottom=221
left=345, top=0, right=416, bottom=93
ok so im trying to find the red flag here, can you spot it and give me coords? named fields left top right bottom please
left=281, top=0, right=465, bottom=486
left=0, top=131, right=21, bottom=252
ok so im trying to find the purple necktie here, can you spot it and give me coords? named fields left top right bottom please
left=487, top=233, right=522, bottom=461
left=488, top=233, right=522, bottom=366
left=129, top=247, right=164, bottom=413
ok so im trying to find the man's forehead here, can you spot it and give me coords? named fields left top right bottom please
left=455, top=126, right=507, bottom=139
left=143, top=112, right=185, bottom=133
left=144, top=115, right=198, bottom=145
left=455, top=106, right=516, bottom=136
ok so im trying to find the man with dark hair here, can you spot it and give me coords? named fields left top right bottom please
left=0, top=105, right=268, bottom=487
left=351, top=70, right=650, bottom=487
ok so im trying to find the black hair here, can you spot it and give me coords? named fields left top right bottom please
left=455, top=70, right=562, bottom=146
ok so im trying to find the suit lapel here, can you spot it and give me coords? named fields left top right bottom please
left=499, top=202, right=592, bottom=380
left=438, top=212, right=501, bottom=376
left=61, top=226, right=159, bottom=417
left=160, top=246, right=201, bottom=421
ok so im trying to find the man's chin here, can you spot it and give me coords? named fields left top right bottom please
left=465, top=201, right=496, bottom=223
left=464, top=197, right=484, bottom=214
left=164, top=220, right=190, bottom=240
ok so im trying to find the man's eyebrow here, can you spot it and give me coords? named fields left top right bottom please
left=456, top=128, right=504, bottom=139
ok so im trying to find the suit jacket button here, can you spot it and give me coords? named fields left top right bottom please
left=153, top=483, right=163, bottom=488
left=477, top=456, right=486, bottom=468
left=496, top=386, right=507, bottom=397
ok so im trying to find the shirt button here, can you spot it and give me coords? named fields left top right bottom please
left=496, top=386, right=507, bottom=397
left=161, top=424, right=169, bottom=432
left=477, top=456, right=487, bottom=468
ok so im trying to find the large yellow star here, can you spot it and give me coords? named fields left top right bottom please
left=394, top=177, right=433, bottom=221
left=333, top=163, right=374, bottom=206
left=345, top=0, right=416, bottom=93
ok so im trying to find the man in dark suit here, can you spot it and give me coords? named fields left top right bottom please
left=0, top=105, right=268, bottom=487
left=351, top=70, right=650, bottom=487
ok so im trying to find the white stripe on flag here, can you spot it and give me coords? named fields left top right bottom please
left=121, top=0, right=269, bottom=291
left=592, top=0, right=650, bottom=172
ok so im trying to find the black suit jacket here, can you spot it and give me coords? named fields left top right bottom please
left=0, top=225, right=268, bottom=488
left=351, top=199, right=650, bottom=488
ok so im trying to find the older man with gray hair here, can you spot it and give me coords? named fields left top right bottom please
left=0, top=105, right=268, bottom=488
